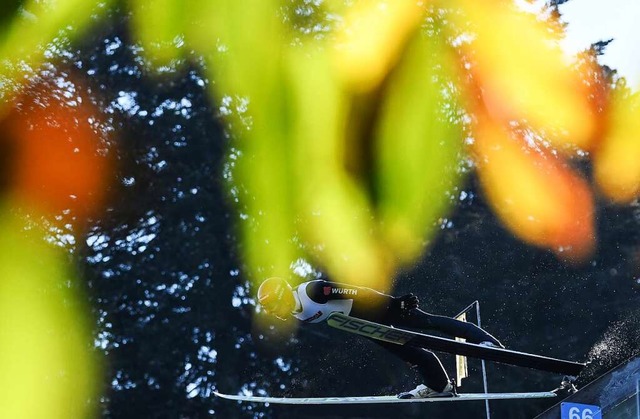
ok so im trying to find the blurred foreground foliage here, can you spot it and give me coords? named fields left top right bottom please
left=0, top=213, right=100, bottom=418
left=0, top=1, right=639, bottom=416
left=96, top=0, right=640, bottom=281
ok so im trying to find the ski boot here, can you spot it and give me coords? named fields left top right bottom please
left=398, top=380, right=457, bottom=399
left=552, top=375, right=579, bottom=396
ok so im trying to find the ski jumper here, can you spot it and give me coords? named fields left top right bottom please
left=292, top=280, right=501, bottom=392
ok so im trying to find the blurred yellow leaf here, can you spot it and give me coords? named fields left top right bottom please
left=594, top=89, right=640, bottom=203
left=0, top=212, right=100, bottom=419
left=452, top=0, right=595, bottom=150
left=333, top=0, right=426, bottom=93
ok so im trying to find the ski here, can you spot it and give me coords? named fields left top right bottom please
left=214, top=391, right=556, bottom=404
left=327, top=313, right=586, bottom=377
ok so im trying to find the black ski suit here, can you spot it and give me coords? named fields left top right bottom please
left=291, top=279, right=501, bottom=392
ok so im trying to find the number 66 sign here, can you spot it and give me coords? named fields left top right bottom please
left=561, top=402, right=602, bottom=419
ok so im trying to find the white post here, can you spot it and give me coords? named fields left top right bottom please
left=475, top=301, right=491, bottom=419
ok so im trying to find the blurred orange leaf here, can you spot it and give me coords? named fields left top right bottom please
left=472, top=116, right=595, bottom=262
left=3, top=82, right=111, bottom=222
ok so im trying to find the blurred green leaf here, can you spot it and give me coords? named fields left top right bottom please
left=131, top=0, right=185, bottom=69
left=205, top=0, right=301, bottom=281
left=375, top=29, right=463, bottom=262
left=0, top=0, right=111, bottom=112
left=288, top=49, right=391, bottom=289
left=0, top=0, right=23, bottom=29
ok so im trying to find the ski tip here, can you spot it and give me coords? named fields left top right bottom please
left=213, top=390, right=229, bottom=399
